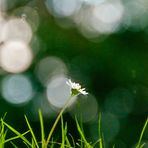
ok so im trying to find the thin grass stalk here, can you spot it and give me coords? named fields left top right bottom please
left=39, top=110, right=45, bottom=148
left=136, top=117, right=148, bottom=148
left=45, top=96, right=72, bottom=147
left=25, top=116, right=39, bottom=148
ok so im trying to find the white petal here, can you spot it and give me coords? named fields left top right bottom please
left=79, top=88, right=88, bottom=95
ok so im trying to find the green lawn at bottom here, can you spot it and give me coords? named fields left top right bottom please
left=0, top=111, right=147, bottom=148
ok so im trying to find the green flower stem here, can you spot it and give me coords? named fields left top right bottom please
left=45, top=95, right=73, bottom=147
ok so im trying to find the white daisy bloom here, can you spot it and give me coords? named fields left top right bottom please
left=66, top=79, right=88, bottom=96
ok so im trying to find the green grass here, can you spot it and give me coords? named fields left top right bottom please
left=0, top=102, right=147, bottom=148
left=0, top=112, right=147, bottom=148
left=136, top=117, right=148, bottom=148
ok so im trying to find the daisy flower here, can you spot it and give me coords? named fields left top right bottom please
left=66, top=79, right=88, bottom=96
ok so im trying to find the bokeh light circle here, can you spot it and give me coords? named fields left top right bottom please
left=0, top=40, right=33, bottom=73
left=46, top=75, right=77, bottom=109
left=104, top=88, right=134, bottom=118
left=1, top=74, right=34, bottom=105
left=29, top=93, right=57, bottom=120
left=70, top=94, right=98, bottom=123
left=2, top=17, right=32, bottom=43
left=101, top=112, right=120, bottom=142
left=35, top=56, right=67, bottom=86
left=123, top=0, right=148, bottom=30
left=91, top=0, right=124, bottom=34
left=46, top=0, right=82, bottom=17
left=12, top=6, right=39, bottom=32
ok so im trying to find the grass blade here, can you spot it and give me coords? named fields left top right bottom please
left=0, top=118, right=7, bottom=148
left=69, top=133, right=75, bottom=148
left=23, top=140, right=31, bottom=148
left=65, top=136, right=72, bottom=148
left=25, top=115, right=39, bottom=148
left=61, top=116, right=70, bottom=148
left=136, top=117, right=148, bottom=148
left=61, top=116, right=65, bottom=148
left=140, top=143, right=146, bottom=148
left=4, top=130, right=30, bottom=144
left=39, top=110, right=45, bottom=148
left=2, top=120, right=32, bottom=147
left=10, top=141, right=18, bottom=148
left=75, top=117, right=92, bottom=148
left=98, top=113, right=103, bottom=148
left=50, top=138, right=55, bottom=148
left=32, top=138, right=36, bottom=148
left=0, top=131, right=6, bottom=148
left=92, top=139, right=101, bottom=147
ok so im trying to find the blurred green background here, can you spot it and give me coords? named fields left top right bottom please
left=0, top=0, right=148, bottom=147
